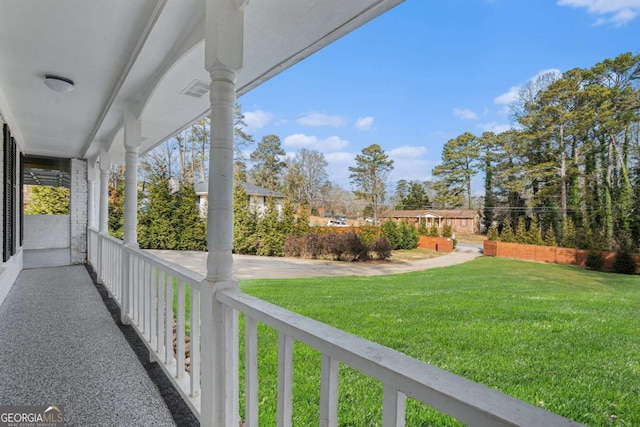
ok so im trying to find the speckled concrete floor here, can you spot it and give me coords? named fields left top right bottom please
left=0, top=265, right=175, bottom=426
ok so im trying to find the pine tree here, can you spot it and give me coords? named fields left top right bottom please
left=138, top=176, right=177, bottom=249
left=500, top=217, right=515, bottom=243
left=108, top=181, right=124, bottom=239
left=527, top=216, right=543, bottom=245
left=543, top=224, right=557, bottom=246
left=399, top=220, right=419, bottom=249
left=487, top=224, right=500, bottom=241
left=233, top=183, right=258, bottom=255
left=173, top=184, right=206, bottom=250
left=381, top=219, right=401, bottom=250
left=441, top=220, right=453, bottom=238
left=249, top=134, right=286, bottom=192
left=559, top=218, right=577, bottom=248
left=257, top=197, right=284, bottom=256
left=294, top=206, right=311, bottom=236
left=515, top=217, right=527, bottom=244
left=349, top=144, right=394, bottom=223
left=428, top=221, right=440, bottom=237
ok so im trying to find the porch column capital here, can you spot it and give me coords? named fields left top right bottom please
left=124, top=102, right=142, bottom=150
left=205, top=0, right=245, bottom=72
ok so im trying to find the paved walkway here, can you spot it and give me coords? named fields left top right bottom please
left=148, top=249, right=482, bottom=279
left=0, top=265, right=176, bottom=426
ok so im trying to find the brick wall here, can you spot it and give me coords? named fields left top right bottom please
left=417, top=236, right=454, bottom=252
left=70, top=158, right=88, bottom=264
left=484, top=241, right=640, bottom=273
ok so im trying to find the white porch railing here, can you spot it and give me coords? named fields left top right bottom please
left=88, top=227, right=99, bottom=269
left=89, top=233, right=583, bottom=427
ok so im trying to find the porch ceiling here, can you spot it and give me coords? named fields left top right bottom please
left=0, top=0, right=403, bottom=164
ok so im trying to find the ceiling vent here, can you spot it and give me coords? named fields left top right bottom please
left=181, top=79, right=209, bottom=98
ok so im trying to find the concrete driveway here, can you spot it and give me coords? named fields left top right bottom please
left=147, top=250, right=482, bottom=280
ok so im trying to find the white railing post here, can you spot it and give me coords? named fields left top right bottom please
left=97, top=149, right=110, bottom=285
left=320, top=355, right=339, bottom=427
left=201, top=1, right=245, bottom=425
left=382, top=385, right=406, bottom=427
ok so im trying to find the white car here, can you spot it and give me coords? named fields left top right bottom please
left=327, top=219, right=348, bottom=227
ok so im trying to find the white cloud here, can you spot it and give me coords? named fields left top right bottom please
left=557, top=0, right=640, bottom=26
left=389, top=145, right=427, bottom=159
left=283, top=133, right=348, bottom=151
left=478, top=122, right=512, bottom=134
left=453, top=107, right=478, bottom=120
left=354, top=116, right=375, bottom=130
left=494, top=86, right=521, bottom=105
left=284, top=133, right=317, bottom=148
left=387, top=145, right=434, bottom=183
left=243, top=109, right=273, bottom=131
left=297, top=112, right=347, bottom=127
left=324, top=152, right=355, bottom=163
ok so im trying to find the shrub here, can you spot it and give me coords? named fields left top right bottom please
left=371, top=237, right=392, bottom=260
left=487, top=224, right=499, bottom=241
left=500, top=217, right=515, bottom=242
left=613, top=250, right=637, bottom=275
left=399, top=220, right=419, bottom=250
left=381, top=219, right=402, bottom=249
left=283, top=235, right=304, bottom=258
left=428, top=221, right=440, bottom=237
left=515, top=217, right=527, bottom=244
left=441, top=220, right=453, bottom=238
left=358, top=224, right=379, bottom=247
left=585, top=251, right=605, bottom=271
left=344, top=232, right=370, bottom=261
left=303, top=232, right=325, bottom=259
left=543, top=225, right=557, bottom=247
left=323, top=233, right=344, bottom=260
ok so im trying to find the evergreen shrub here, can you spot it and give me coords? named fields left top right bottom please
left=613, top=250, right=637, bottom=275
left=585, top=251, right=605, bottom=271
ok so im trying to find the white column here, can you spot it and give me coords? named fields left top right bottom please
left=121, top=104, right=141, bottom=325
left=123, top=104, right=141, bottom=245
left=87, top=163, right=96, bottom=229
left=201, top=0, right=246, bottom=426
left=97, top=149, right=110, bottom=283
left=87, top=162, right=96, bottom=267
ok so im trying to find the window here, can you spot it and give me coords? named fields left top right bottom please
left=462, top=219, right=467, bottom=227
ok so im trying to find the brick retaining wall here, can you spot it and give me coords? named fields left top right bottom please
left=483, top=241, right=640, bottom=273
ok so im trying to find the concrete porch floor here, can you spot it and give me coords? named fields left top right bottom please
left=0, top=265, right=178, bottom=426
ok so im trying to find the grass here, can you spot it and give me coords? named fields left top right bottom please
left=389, top=247, right=443, bottom=261
left=238, top=257, right=640, bottom=426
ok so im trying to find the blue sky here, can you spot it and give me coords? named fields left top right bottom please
left=238, top=0, right=640, bottom=193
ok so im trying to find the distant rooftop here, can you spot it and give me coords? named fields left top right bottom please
left=194, top=181, right=285, bottom=198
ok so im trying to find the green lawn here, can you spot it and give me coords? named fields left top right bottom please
left=239, top=257, right=640, bottom=426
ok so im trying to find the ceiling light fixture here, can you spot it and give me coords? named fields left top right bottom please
left=43, top=75, right=75, bottom=93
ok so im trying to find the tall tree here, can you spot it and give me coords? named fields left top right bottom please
left=478, top=131, right=498, bottom=231
left=249, top=134, right=286, bottom=192
left=432, top=132, right=480, bottom=209
left=283, top=148, right=329, bottom=212
left=348, top=144, right=394, bottom=222
left=395, top=180, right=430, bottom=210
